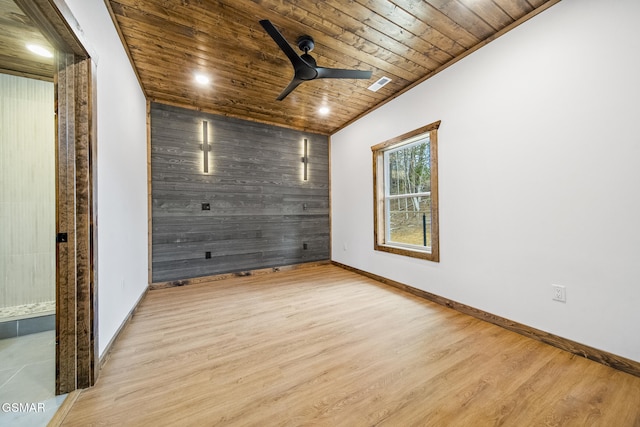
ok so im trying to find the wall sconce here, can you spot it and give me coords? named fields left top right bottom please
left=301, top=138, right=308, bottom=181
left=200, top=121, right=211, bottom=173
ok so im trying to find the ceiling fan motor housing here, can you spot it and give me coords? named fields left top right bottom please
left=296, top=35, right=315, bottom=53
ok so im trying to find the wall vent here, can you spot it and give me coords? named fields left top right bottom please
left=368, top=76, right=391, bottom=92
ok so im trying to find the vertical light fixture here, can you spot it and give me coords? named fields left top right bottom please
left=200, top=121, right=211, bottom=173
left=301, top=138, right=309, bottom=181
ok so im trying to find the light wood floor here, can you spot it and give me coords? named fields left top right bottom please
left=58, top=265, right=640, bottom=426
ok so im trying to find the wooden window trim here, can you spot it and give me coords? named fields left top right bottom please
left=372, top=121, right=440, bottom=262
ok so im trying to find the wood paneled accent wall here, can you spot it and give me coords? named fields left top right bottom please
left=150, top=103, right=330, bottom=283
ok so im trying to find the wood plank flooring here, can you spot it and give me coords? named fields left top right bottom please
left=58, top=265, right=640, bottom=426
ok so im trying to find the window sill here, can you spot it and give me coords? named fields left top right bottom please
left=374, top=242, right=439, bottom=262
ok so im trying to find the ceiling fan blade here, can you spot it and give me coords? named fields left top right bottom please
left=316, top=67, right=372, bottom=80
left=260, top=20, right=372, bottom=101
left=259, top=20, right=308, bottom=71
left=276, top=78, right=304, bottom=101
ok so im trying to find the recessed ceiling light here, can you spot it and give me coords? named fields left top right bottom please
left=318, top=106, right=330, bottom=115
left=195, top=74, right=210, bottom=85
left=26, top=44, right=53, bottom=58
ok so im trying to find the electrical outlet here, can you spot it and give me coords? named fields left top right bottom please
left=552, top=284, right=566, bottom=302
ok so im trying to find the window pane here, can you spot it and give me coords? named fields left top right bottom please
left=372, top=120, right=440, bottom=262
left=388, top=138, right=431, bottom=196
left=388, top=195, right=431, bottom=247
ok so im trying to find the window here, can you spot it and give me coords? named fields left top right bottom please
left=372, top=121, right=440, bottom=261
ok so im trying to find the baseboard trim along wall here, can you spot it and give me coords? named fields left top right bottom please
left=0, top=314, right=55, bottom=339
left=150, top=260, right=331, bottom=290
left=98, top=288, right=148, bottom=372
left=332, top=261, right=640, bottom=378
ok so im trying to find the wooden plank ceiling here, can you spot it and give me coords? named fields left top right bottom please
left=105, top=0, right=560, bottom=134
left=0, top=0, right=54, bottom=81
left=2, top=0, right=560, bottom=134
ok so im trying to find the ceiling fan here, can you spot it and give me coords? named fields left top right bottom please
left=259, top=20, right=373, bottom=101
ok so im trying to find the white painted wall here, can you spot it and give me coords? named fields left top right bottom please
left=65, top=0, right=148, bottom=356
left=332, top=0, right=640, bottom=362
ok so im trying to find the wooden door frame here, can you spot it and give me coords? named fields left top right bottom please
left=14, top=0, right=98, bottom=393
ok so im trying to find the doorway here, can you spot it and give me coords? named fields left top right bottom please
left=1, top=0, right=98, bottom=397
left=0, top=72, right=59, bottom=427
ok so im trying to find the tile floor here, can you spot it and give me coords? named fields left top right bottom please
left=0, top=330, right=65, bottom=426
